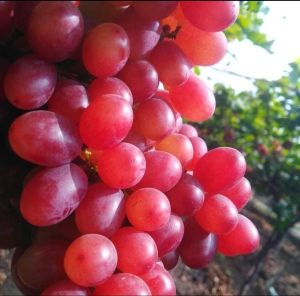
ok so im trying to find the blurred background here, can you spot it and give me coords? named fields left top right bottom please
left=1, top=1, right=300, bottom=295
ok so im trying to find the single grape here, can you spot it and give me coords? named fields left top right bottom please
left=161, top=250, right=179, bottom=270
left=179, top=123, right=198, bottom=138
left=4, top=55, right=57, bottom=110
left=185, top=136, right=208, bottom=171
left=126, top=188, right=171, bottom=231
left=75, top=183, right=125, bottom=237
left=20, top=163, right=88, bottom=226
left=82, top=23, right=130, bottom=77
left=64, top=234, right=118, bottom=287
left=27, top=1, right=84, bottom=62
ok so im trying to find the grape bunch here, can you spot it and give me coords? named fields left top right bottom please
left=0, top=1, right=260, bottom=295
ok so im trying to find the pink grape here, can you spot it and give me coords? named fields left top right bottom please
left=47, top=79, right=89, bottom=125
left=118, top=60, right=159, bottom=103
left=217, top=214, right=260, bottom=256
left=88, top=77, right=133, bottom=105
left=193, top=147, right=246, bottom=194
left=179, top=123, right=198, bottom=138
left=75, top=183, right=125, bottom=237
left=9, top=111, right=82, bottom=166
left=178, top=217, right=217, bottom=269
left=180, top=1, right=239, bottom=32
left=93, top=273, right=151, bottom=296
left=220, top=177, right=252, bottom=210
left=186, top=136, right=208, bottom=171
left=97, top=142, right=146, bottom=189
left=147, top=214, right=184, bottom=257
left=27, top=1, right=84, bottom=62
left=166, top=173, right=204, bottom=216
left=111, top=227, right=158, bottom=275
left=64, top=234, right=118, bottom=287
left=169, top=73, right=216, bottom=122
left=82, top=23, right=130, bottom=77
left=4, top=55, right=57, bottom=110
left=126, top=188, right=171, bottom=232
left=135, top=150, right=182, bottom=192
left=195, top=194, right=239, bottom=235
left=79, top=95, right=133, bottom=150
left=134, top=97, right=176, bottom=141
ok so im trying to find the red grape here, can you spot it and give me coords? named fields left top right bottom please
left=186, top=136, right=208, bottom=171
left=97, top=142, right=146, bottom=189
left=135, top=151, right=182, bottom=192
left=75, top=183, right=125, bottom=237
left=41, top=279, right=91, bottom=296
left=27, top=1, right=84, bottom=62
left=4, top=55, right=57, bottom=110
left=147, top=214, right=184, bottom=257
left=217, top=214, right=260, bottom=256
left=93, top=273, right=151, bottom=296
left=88, top=77, right=133, bottom=105
left=14, top=1, right=39, bottom=32
left=79, top=95, right=133, bottom=150
left=126, top=188, right=171, bottom=231
left=47, top=79, right=89, bottom=125
left=64, top=234, right=118, bottom=287
left=111, top=227, right=158, bottom=274
left=169, top=73, right=216, bottom=122
left=166, top=173, right=204, bottom=216
left=20, top=164, right=88, bottom=226
left=134, top=97, right=176, bottom=141
left=0, top=1, right=14, bottom=39
left=9, top=110, right=82, bottom=166
left=82, top=23, right=130, bottom=77
left=193, top=147, right=246, bottom=194
left=139, top=262, right=176, bottom=296
left=161, top=250, right=179, bottom=270
left=195, top=194, right=238, bottom=235
left=220, top=177, right=252, bottom=210
left=179, top=123, right=198, bottom=138
left=118, top=60, right=159, bottom=103
left=180, top=1, right=239, bottom=32
left=178, top=217, right=217, bottom=269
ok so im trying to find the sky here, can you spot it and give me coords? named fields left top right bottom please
left=201, top=1, right=300, bottom=92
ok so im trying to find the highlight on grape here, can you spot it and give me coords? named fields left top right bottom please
left=0, top=1, right=260, bottom=295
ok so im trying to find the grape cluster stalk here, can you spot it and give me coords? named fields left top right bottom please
left=0, top=1, right=260, bottom=295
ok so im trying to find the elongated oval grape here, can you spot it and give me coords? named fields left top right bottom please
left=41, top=279, right=91, bottom=296
left=9, top=111, right=82, bottom=166
left=117, top=8, right=160, bottom=60
left=133, top=1, right=178, bottom=21
left=134, top=97, right=176, bottom=141
left=97, top=142, right=146, bottom=189
left=27, top=1, right=84, bottom=62
left=64, top=234, right=118, bottom=287
left=193, top=147, right=246, bottom=194
left=195, top=194, right=238, bottom=235
left=139, top=262, right=176, bottom=296
left=75, top=183, right=125, bottom=237
left=169, top=73, right=216, bottom=122
left=20, top=163, right=88, bottom=226
left=79, top=95, right=133, bottom=150
left=178, top=217, right=216, bottom=269
left=220, top=177, right=252, bottom=210
left=93, top=273, right=151, bottom=296
left=4, top=55, right=57, bottom=110
left=17, top=239, right=69, bottom=291
left=126, top=188, right=171, bottom=232
left=47, top=79, right=89, bottom=125
left=82, top=23, right=130, bottom=77
left=217, top=214, right=260, bottom=256
left=118, top=60, right=159, bottom=103
left=88, top=77, right=132, bottom=105
left=147, top=214, right=184, bottom=257
left=166, top=173, right=204, bottom=216
left=155, top=133, right=193, bottom=169
left=148, top=40, right=191, bottom=87
left=180, top=1, right=239, bottom=32
left=111, top=227, right=158, bottom=275
left=135, top=151, right=182, bottom=192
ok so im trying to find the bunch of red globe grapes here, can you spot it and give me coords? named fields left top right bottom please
left=0, top=1, right=260, bottom=295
